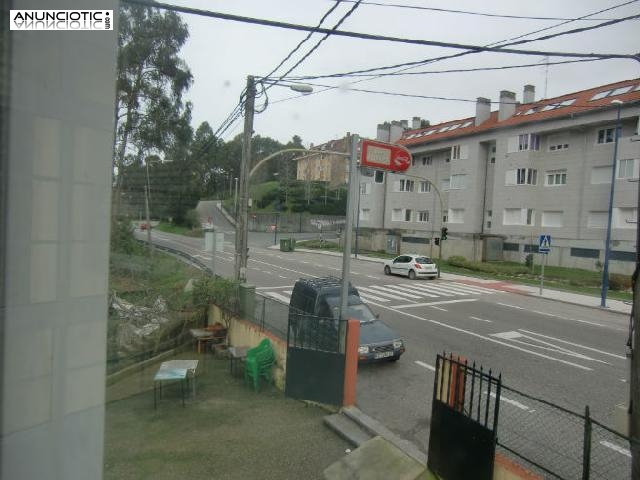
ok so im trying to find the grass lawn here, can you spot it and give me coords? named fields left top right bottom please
left=155, top=221, right=204, bottom=238
left=104, top=353, right=349, bottom=480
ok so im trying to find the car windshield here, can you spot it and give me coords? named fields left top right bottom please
left=415, top=257, right=433, bottom=264
left=326, top=296, right=377, bottom=323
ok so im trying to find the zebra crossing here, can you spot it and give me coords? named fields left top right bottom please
left=259, top=281, right=498, bottom=307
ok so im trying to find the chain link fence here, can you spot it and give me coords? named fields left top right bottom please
left=496, top=383, right=631, bottom=479
left=244, top=292, right=289, bottom=340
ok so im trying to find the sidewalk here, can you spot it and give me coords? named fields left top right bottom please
left=286, top=247, right=632, bottom=316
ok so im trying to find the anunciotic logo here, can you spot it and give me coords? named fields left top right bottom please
left=10, top=10, right=113, bottom=30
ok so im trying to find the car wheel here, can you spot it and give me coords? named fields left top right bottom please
left=384, top=266, right=391, bottom=275
left=408, top=270, right=416, bottom=280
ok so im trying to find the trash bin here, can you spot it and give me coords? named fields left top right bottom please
left=280, top=238, right=291, bottom=252
left=289, top=238, right=296, bottom=251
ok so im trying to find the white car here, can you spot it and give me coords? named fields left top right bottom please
left=384, top=254, right=438, bottom=280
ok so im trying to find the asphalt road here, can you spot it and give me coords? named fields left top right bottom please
left=138, top=219, right=631, bottom=478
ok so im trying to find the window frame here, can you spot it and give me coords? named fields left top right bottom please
left=545, top=169, right=567, bottom=186
left=418, top=210, right=429, bottom=222
left=596, top=127, right=616, bottom=145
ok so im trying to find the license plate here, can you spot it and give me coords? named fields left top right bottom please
left=374, top=351, right=393, bottom=359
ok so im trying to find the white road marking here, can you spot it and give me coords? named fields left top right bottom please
left=621, top=378, right=628, bottom=383
left=487, top=392, right=532, bottom=412
left=352, top=271, right=362, bottom=275
left=599, top=440, right=631, bottom=458
left=264, top=292, right=291, bottom=303
left=357, top=286, right=416, bottom=301
left=519, top=329, right=626, bottom=360
left=301, top=261, right=309, bottom=264
left=415, top=361, right=436, bottom=372
left=451, top=283, right=499, bottom=294
left=361, top=285, right=422, bottom=299
left=249, top=258, right=318, bottom=278
left=367, top=275, right=380, bottom=280
left=469, top=316, right=493, bottom=323
left=362, top=300, right=594, bottom=371
left=491, top=331, right=608, bottom=365
left=400, top=284, right=455, bottom=297
left=278, top=275, right=287, bottom=279
left=358, top=293, right=390, bottom=303
left=394, top=299, right=478, bottom=309
left=430, top=306, right=448, bottom=311
left=531, top=310, right=605, bottom=327
left=497, top=302, right=524, bottom=310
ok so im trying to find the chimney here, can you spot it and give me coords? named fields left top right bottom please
left=412, top=116, right=421, bottom=129
left=523, top=85, right=535, bottom=104
left=475, top=97, right=491, bottom=126
left=498, top=90, right=516, bottom=121
left=390, top=122, right=405, bottom=143
left=376, top=124, right=390, bottom=142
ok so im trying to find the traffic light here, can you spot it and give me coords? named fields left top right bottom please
left=434, top=237, right=440, bottom=246
left=441, top=227, right=448, bottom=240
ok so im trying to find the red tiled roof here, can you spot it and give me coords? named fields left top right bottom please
left=398, top=78, right=640, bottom=148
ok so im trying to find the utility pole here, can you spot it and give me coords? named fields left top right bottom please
left=235, top=76, right=255, bottom=283
left=144, top=185, right=152, bottom=257
left=631, top=112, right=640, bottom=480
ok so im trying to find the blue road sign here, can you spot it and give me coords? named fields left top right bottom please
left=539, top=234, right=551, bottom=253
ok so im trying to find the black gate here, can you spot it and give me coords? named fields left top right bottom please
left=284, top=310, right=346, bottom=405
left=428, top=353, right=502, bottom=480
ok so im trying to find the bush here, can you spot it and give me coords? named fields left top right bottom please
left=184, top=209, right=201, bottom=229
left=110, top=217, right=143, bottom=255
left=525, top=254, right=534, bottom=268
left=447, top=256, right=469, bottom=268
left=609, top=273, right=632, bottom=291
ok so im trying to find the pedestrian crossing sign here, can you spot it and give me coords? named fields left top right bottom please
left=538, top=234, right=551, bottom=253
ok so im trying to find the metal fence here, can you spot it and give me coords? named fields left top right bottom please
left=249, top=212, right=345, bottom=234
left=496, top=383, right=631, bottom=480
left=244, top=292, right=290, bottom=340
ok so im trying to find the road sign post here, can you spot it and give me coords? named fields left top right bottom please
left=538, top=235, right=551, bottom=295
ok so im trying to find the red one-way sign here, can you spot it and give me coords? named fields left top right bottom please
left=360, top=139, right=412, bottom=172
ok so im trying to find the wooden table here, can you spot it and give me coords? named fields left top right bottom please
left=153, top=360, right=198, bottom=408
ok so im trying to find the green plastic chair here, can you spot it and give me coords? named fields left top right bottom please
left=244, top=339, right=275, bottom=392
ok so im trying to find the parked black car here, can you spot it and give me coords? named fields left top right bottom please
left=287, top=277, right=405, bottom=362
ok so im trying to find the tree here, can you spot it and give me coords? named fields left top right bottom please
left=113, top=4, right=193, bottom=215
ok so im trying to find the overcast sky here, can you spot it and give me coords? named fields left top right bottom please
left=174, top=0, right=640, bottom=146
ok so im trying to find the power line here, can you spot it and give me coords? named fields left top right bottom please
left=122, top=0, right=639, bottom=61
left=280, top=58, right=603, bottom=81
left=331, top=0, right=640, bottom=21
left=260, top=1, right=343, bottom=81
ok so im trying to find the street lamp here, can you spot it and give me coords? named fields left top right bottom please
left=600, top=99, right=624, bottom=308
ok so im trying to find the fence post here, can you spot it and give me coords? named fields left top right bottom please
left=261, top=296, right=266, bottom=332
left=582, top=405, right=592, bottom=480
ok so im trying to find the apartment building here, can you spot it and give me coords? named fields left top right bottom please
left=296, top=136, right=349, bottom=188
left=357, top=79, right=640, bottom=274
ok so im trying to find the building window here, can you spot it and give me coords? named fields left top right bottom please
left=392, top=209, right=403, bottom=221
left=360, top=208, right=370, bottom=221
left=441, top=178, right=450, bottom=191
left=451, top=144, right=468, bottom=160
left=418, top=210, right=429, bottom=222
left=587, top=211, right=607, bottom=228
left=419, top=181, right=431, bottom=193
left=591, top=166, right=613, bottom=184
left=405, top=209, right=412, bottom=222
left=398, top=179, right=415, bottom=192
left=614, top=207, right=637, bottom=229
left=549, top=143, right=569, bottom=152
left=487, top=210, right=492, bottom=217
left=449, top=174, right=467, bottom=190
left=503, top=208, right=534, bottom=226
left=545, top=169, right=567, bottom=186
left=422, top=156, right=432, bottom=166
left=618, top=159, right=638, bottom=179
left=359, top=183, right=371, bottom=195
left=445, top=156, right=450, bottom=163
left=374, top=170, right=385, bottom=183
left=486, top=221, right=492, bottom=228
left=541, top=211, right=564, bottom=227
left=448, top=208, right=464, bottom=223
left=516, top=168, right=537, bottom=185
left=570, top=248, right=599, bottom=259
left=508, top=133, right=540, bottom=152
left=503, top=242, right=519, bottom=251
left=411, top=157, right=417, bottom=166
left=597, top=127, right=616, bottom=144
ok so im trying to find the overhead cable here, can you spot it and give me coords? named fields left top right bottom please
left=122, top=0, right=640, bottom=61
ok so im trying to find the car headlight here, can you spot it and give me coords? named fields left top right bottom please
left=358, top=345, right=370, bottom=354
left=393, top=340, right=404, bottom=349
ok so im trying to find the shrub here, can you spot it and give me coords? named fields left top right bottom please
left=110, top=217, right=143, bottom=255
left=609, top=273, right=632, bottom=291
left=447, top=256, right=469, bottom=268
left=184, top=209, right=201, bottom=229
left=525, top=254, right=534, bottom=268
